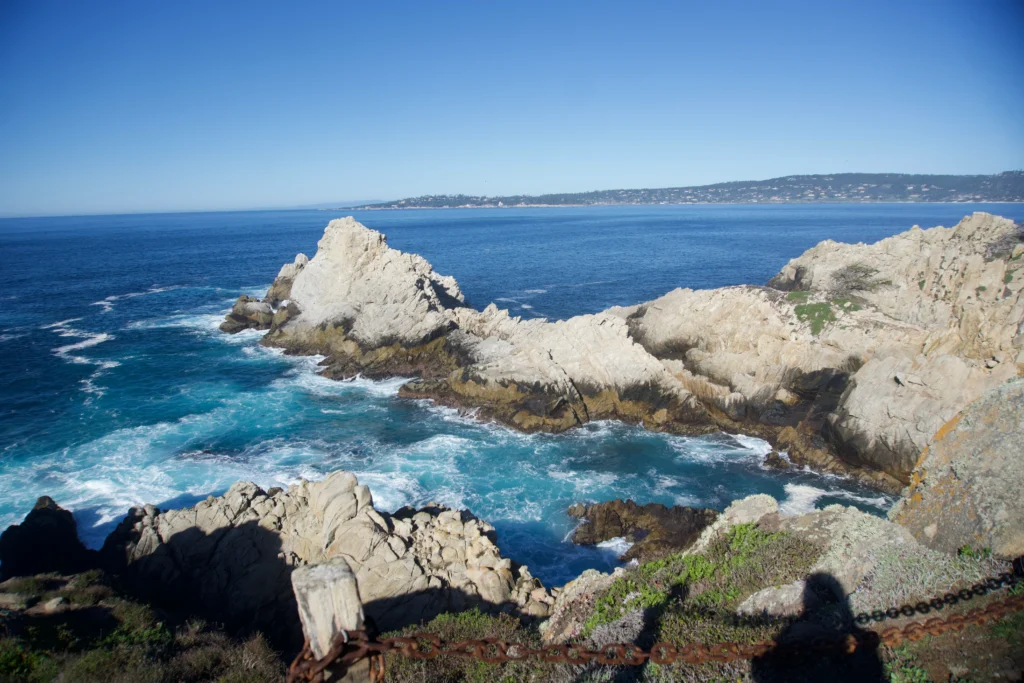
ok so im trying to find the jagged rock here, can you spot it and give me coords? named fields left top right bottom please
left=567, top=499, right=717, bottom=562
left=100, top=472, right=550, bottom=648
left=225, top=213, right=1023, bottom=493
left=889, top=378, right=1024, bottom=560
left=0, top=496, right=98, bottom=580
left=219, top=296, right=274, bottom=334
left=265, top=253, right=308, bottom=306
left=763, top=450, right=790, bottom=469
left=540, top=567, right=625, bottom=644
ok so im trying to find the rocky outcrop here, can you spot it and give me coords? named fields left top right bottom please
left=99, top=471, right=551, bottom=646
left=225, top=213, right=1024, bottom=492
left=265, top=253, right=308, bottom=306
left=219, top=296, right=274, bottom=333
left=545, top=493, right=1009, bottom=643
left=0, top=496, right=98, bottom=580
left=567, top=499, right=717, bottom=562
left=889, top=378, right=1024, bottom=560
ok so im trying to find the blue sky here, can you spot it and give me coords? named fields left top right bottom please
left=1, top=0, right=1022, bottom=216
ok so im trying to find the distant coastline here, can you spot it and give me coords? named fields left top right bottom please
left=335, top=199, right=1024, bottom=211
left=341, top=171, right=1024, bottom=211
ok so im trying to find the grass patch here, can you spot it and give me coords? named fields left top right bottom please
left=794, top=302, right=836, bottom=335
left=582, top=524, right=819, bottom=639
left=786, top=290, right=811, bottom=302
left=381, top=609, right=564, bottom=683
left=885, top=647, right=931, bottom=683
left=0, top=571, right=283, bottom=683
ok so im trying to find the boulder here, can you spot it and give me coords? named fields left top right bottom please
left=100, top=472, right=550, bottom=648
left=0, top=496, right=98, bottom=580
left=567, top=499, right=717, bottom=562
left=889, top=378, right=1024, bottom=560
left=219, top=295, right=274, bottom=334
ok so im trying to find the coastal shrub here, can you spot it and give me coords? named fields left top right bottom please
left=786, top=290, right=811, bottom=302
left=0, top=571, right=284, bottom=683
left=581, top=524, right=818, bottom=639
left=1005, top=269, right=1017, bottom=284
left=381, top=609, right=570, bottom=683
left=830, top=263, right=883, bottom=296
left=794, top=302, right=836, bottom=335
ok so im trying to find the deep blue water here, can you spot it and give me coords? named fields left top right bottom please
left=2, top=203, right=1021, bottom=585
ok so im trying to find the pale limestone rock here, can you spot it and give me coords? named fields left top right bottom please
left=233, top=212, right=1022, bottom=490
left=101, top=471, right=550, bottom=646
left=282, top=217, right=464, bottom=347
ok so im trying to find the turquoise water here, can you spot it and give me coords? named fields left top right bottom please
left=2, top=204, right=1020, bottom=585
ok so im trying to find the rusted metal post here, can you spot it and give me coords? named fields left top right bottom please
left=291, top=557, right=370, bottom=682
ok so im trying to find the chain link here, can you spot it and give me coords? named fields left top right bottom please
left=287, top=580, right=1024, bottom=682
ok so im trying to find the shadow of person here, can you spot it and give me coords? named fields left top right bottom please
left=751, top=572, right=884, bottom=683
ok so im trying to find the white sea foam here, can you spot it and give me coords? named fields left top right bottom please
left=126, top=312, right=225, bottom=333
left=596, top=536, right=634, bottom=556
left=91, top=286, right=182, bottom=313
left=779, top=483, right=827, bottom=516
left=520, top=289, right=547, bottom=295
left=779, top=482, right=892, bottom=516
left=730, top=433, right=773, bottom=457
left=41, top=318, right=83, bottom=329
left=0, top=333, right=27, bottom=343
left=45, top=320, right=120, bottom=398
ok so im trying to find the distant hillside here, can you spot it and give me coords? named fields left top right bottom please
left=349, top=171, right=1024, bottom=209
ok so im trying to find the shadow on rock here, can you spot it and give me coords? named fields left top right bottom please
left=101, top=517, right=304, bottom=653
left=751, top=572, right=884, bottom=683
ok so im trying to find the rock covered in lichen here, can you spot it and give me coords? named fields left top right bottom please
left=889, top=377, right=1024, bottom=560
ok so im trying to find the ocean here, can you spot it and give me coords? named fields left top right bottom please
left=2, top=203, right=1020, bottom=585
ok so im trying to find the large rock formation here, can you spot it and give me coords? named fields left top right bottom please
left=0, top=496, right=98, bottom=580
left=99, top=471, right=551, bottom=647
left=567, top=499, right=717, bottom=562
left=889, top=378, right=1024, bottom=560
left=225, top=213, right=1024, bottom=493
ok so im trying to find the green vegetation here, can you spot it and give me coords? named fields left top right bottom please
left=957, top=545, right=992, bottom=560
left=381, top=609, right=563, bottom=683
left=832, top=298, right=863, bottom=312
left=794, top=302, right=836, bottom=335
left=0, top=572, right=283, bottom=683
left=1005, top=269, right=1017, bottom=284
left=786, top=290, right=811, bottom=302
left=885, top=647, right=932, bottom=683
left=582, top=524, right=818, bottom=638
left=918, top=279, right=926, bottom=290
left=975, top=285, right=987, bottom=295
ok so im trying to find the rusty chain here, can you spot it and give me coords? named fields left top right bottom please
left=287, top=581, right=1024, bottom=682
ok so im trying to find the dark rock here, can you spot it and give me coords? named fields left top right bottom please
left=0, top=497, right=99, bottom=579
left=219, top=296, right=274, bottom=334
left=763, top=450, right=790, bottom=470
left=568, top=499, right=717, bottom=563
